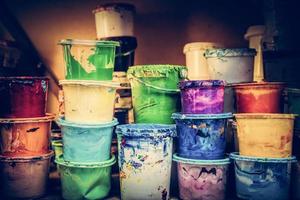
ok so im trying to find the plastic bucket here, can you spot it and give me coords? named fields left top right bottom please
left=235, top=113, right=296, bottom=158
left=51, top=139, right=63, bottom=160
left=179, top=80, right=225, bottom=114
left=173, top=154, right=230, bottom=200
left=172, top=113, right=233, bottom=160
left=60, top=80, right=120, bottom=124
left=0, top=77, right=48, bottom=118
left=0, top=114, right=55, bottom=157
left=55, top=155, right=116, bottom=200
left=127, top=65, right=187, bottom=124
left=183, top=42, right=224, bottom=80
left=286, top=88, right=300, bottom=131
left=58, top=39, right=120, bottom=80
left=93, top=3, right=135, bottom=39
left=0, top=151, right=53, bottom=199
left=234, top=82, right=284, bottom=113
left=57, top=117, right=118, bottom=162
left=205, top=48, right=256, bottom=84
left=116, top=124, right=176, bottom=200
left=230, top=152, right=296, bottom=200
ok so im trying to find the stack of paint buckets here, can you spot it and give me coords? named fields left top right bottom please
left=0, top=77, right=55, bottom=199
left=55, top=39, right=121, bottom=199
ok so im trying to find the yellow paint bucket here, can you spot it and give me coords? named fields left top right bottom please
left=60, top=80, right=120, bottom=124
left=234, top=113, right=296, bottom=158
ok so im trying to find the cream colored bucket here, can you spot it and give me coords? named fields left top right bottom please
left=60, top=80, right=120, bottom=124
left=234, top=113, right=296, bottom=158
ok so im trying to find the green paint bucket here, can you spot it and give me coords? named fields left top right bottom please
left=55, top=155, right=116, bottom=200
left=127, top=65, right=187, bottom=124
left=51, top=140, right=63, bottom=160
left=59, top=39, right=120, bottom=80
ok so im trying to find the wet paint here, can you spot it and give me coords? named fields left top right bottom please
left=173, top=154, right=230, bottom=200
left=172, top=113, right=233, bottom=160
left=234, top=82, right=284, bottom=113
left=116, top=124, right=176, bottom=200
left=55, top=155, right=116, bottom=200
left=0, top=151, right=53, bottom=199
left=286, top=88, right=300, bottom=131
left=234, top=114, right=295, bottom=158
left=51, top=139, right=63, bottom=160
left=0, top=114, right=55, bottom=156
left=127, top=65, right=187, bottom=124
left=230, top=152, right=296, bottom=200
left=59, top=39, right=119, bottom=80
left=60, top=80, right=120, bottom=124
left=205, top=48, right=256, bottom=84
left=0, top=77, right=49, bottom=118
left=179, top=80, right=225, bottom=114
left=57, top=117, right=118, bottom=162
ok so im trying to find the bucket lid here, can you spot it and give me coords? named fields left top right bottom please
left=56, top=117, right=118, bottom=128
left=115, top=124, right=176, bottom=137
left=173, top=153, right=230, bottom=165
left=55, top=154, right=116, bottom=168
left=127, top=65, right=187, bottom=78
left=234, top=113, right=297, bottom=119
left=58, top=39, right=120, bottom=47
left=0, top=151, right=54, bottom=162
left=204, top=48, right=256, bottom=58
left=232, top=81, right=284, bottom=89
left=59, top=80, right=120, bottom=88
left=230, top=152, right=297, bottom=163
left=93, top=3, right=136, bottom=13
left=172, top=112, right=233, bottom=120
left=244, top=25, right=266, bottom=40
left=183, top=42, right=224, bottom=54
left=179, top=80, right=226, bottom=89
left=0, top=113, right=56, bottom=123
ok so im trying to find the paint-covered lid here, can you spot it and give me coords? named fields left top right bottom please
left=58, top=39, right=120, bottom=47
left=93, top=3, right=136, bottom=13
left=116, top=124, right=176, bottom=137
left=172, top=112, right=233, bottom=120
left=173, top=153, right=230, bottom=165
left=56, top=117, right=118, bottom=128
left=230, top=152, right=297, bottom=163
left=183, top=42, right=224, bottom=54
left=127, top=65, right=187, bottom=78
left=59, top=80, right=120, bottom=88
left=0, top=113, right=56, bottom=123
left=179, top=80, right=226, bottom=89
left=0, top=151, right=54, bottom=162
left=232, top=81, right=284, bottom=89
left=234, top=113, right=297, bottom=119
left=204, top=48, right=256, bottom=58
left=55, top=154, right=116, bottom=168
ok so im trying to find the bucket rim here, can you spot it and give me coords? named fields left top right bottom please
left=204, top=48, right=256, bottom=58
left=59, top=80, right=120, bottom=88
left=183, top=42, right=224, bottom=54
left=229, top=152, right=297, bottom=163
left=285, top=87, right=300, bottom=94
left=58, top=39, right=120, bottom=47
left=0, top=151, right=54, bottom=162
left=0, top=76, right=49, bottom=81
left=55, top=154, right=116, bottom=168
left=234, top=113, right=297, bottom=119
left=51, top=140, right=63, bottom=147
left=179, top=80, right=226, bottom=89
left=116, top=123, right=176, bottom=137
left=0, top=113, right=56, bottom=123
left=172, top=112, right=233, bottom=120
left=93, top=3, right=136, bottom=13
left=56, top=117, right=118, bottom=128
left=244, top=25, right=266, bottom=40
left=173, top=153, right=230, bottom=165
left=232, top=81, right=284, bottom=88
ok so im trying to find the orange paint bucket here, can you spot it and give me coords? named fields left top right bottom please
left=233, top=82, right=284, bottom=113
left=0, top=114, right=55, bottom=156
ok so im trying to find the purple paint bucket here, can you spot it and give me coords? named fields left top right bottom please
left=179, top=80, right=225, bottom=114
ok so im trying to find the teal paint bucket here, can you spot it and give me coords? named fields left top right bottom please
left=55, top=155, right=116, bottom=200
left=286, top=88, right=300, bottom=131
left=57, top=117, right=118, bottom=163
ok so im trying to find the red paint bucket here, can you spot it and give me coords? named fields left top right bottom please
left=233, top=82, right=284, bottom=113
left=0, top=77, right=49, bottom=118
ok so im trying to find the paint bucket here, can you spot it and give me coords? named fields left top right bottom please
left=0, top=77, right=48, bottom=118
left=285, top=88, right=300, bottom=131
left=205, top=48, right=256, bottom=84
left=233, top=82, right=284, bottom=113
left=58, top=39, right=119, bottom=80
left=0, top=151, right=53, bottom=199
left=51, top=139, right=63, bottom=160
left=172, top=113, right=233, bottom=160
left=60, top=80, right=120, bottom=124
left=235, top=113, right=296, bottom=158
left=183, top=42, right=224, bottom=80
left=116, top=124, right=176, bottom=200
left=127, top=65, right=187, bottom=124
left=55, top=155, right=116, bottom=200
left=179, top=80, right=225, bottom=114
left=93, top=3, right=135, bottom=39
left=230, top=152, right=296, bottom=200
left=57, top=117, right=118, bottom=163
left=0, top=114, right=55, bottom=157
left=173, top=154, right=230, bottom=200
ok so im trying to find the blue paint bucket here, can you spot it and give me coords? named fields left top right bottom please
left=172, top=113, right=233, bottom=160
left=230, top=152, right=296, bottom=200
left=57, top=117, right=118, bottom=162
left=116, top=124, right=176, bottom=200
